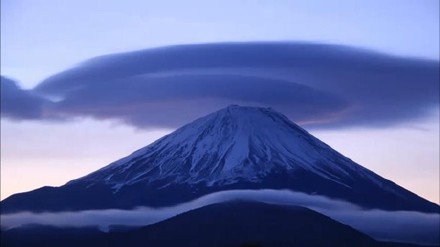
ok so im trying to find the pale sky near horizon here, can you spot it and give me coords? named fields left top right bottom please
left=1, top=0, right=439, bottom=203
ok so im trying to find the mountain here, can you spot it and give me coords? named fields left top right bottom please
left=1, top=105, right=438, bottom=213
left=2, top=201, right=433, bottom=247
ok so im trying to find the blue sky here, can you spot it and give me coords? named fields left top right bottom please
left=1, top=0, right=439, bottom=202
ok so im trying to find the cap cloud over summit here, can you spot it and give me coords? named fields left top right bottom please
left=1, top=42, right=438, bottom=129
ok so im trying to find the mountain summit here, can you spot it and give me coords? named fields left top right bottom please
left=72, top=105, right=349, bottom=188
left=2, top=105, right=438, bottom=213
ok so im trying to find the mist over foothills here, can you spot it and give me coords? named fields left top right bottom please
left=2, top=190, right=439, bottom=244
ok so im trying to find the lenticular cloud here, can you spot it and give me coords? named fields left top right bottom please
left=2, top=42, right=438, bottom=129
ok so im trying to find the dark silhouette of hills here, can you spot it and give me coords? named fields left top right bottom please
left=2, top=201, right=438, bottom=247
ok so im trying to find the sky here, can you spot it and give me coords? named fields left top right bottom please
left=1, top=0, right=439, bottom=203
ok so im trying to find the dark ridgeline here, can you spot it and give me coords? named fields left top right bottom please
left=2, top=201, right=437, bottom=247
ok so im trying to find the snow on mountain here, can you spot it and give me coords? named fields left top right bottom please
left=71, top=105, right=386, bottom=193
left=2, top=105, right=439, bottom=213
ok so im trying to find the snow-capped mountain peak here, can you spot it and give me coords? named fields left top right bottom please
left=71, top=105, right=383, bottom=193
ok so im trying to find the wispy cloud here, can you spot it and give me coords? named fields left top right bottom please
left=0, top=77, right=48, bottom=120
left=1, top=42, right=438, bottom=129
left=2, top=189, right=438, bottom=244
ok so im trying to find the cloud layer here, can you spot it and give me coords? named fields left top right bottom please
left=1, top=189, right=439, bottom=245
left=1, top=42, right=439, bottom=129
left=0, top=77, right=47, bottom=120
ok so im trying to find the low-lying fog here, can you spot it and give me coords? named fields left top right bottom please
left=1, top=189, right=439, bottom=245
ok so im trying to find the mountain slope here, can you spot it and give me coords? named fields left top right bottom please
left=114, top=201, right=377, bottom=247
left=4, top=201, right=430, bottom=247
left=1, top=105, right=438, bottom=213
